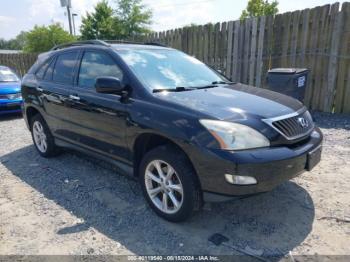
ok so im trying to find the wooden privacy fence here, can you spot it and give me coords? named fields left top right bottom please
left=0, top=53, right=37, bottom=77
left=145, top=2, right=350, bottom=114
left=1, top=2, right=350, bottom=113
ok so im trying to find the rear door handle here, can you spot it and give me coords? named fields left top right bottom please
left=69, top=95, right=80, bottom=101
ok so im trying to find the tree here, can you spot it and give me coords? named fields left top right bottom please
left=114, top=0, right=152, bottom=38
left=80, top=0, right=119, bottom=40
left=13, top=31, right=28, bottom=50
left=0, top=31, right=28, bottom=50
left=240, top=0, right=278, bottom=20
left=80, top=0, right=152, bottom=40
left=23, top=24, right=75, bottom=53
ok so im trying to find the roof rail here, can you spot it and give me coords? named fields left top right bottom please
left=50, top=39, right=168, bottom=51
left=103, top=40, right=143, bottom=45
left=50, top=40, right=109, bottom=51
left=104, top=40, right=167, bottom=47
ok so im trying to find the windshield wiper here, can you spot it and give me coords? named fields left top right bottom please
left=152, top=82, right=232, bottom=93
left=194, top=81, right=236, bottom=90
left=195, top=84, right=218, bottom=90
left=211, top=81, right=235, bottom=85
left=153, top=86, right=195, bottom=93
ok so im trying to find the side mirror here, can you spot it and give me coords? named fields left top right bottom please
left=95, top=77, right=125, bottom=95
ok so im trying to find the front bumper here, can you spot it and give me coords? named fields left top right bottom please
left=189, top=127, right=323, bottom=199
left=0, top=100, right=23, bottom=115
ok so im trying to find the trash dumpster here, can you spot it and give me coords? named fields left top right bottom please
left=266, top=68, right=309, bottom=102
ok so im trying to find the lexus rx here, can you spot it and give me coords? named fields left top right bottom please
left=21, top=40, right=323, bottom=222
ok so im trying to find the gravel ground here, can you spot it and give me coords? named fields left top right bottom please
left=0, top=112, right=349, bottom=258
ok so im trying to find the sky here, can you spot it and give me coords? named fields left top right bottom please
left=0, top=0, right=347, bottom=40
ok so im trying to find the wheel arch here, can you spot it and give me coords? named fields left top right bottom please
left=26, top=106, right=41, bottom=130
left=132, top=132, right=201, bottom=187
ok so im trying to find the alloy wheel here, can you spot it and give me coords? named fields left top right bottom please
left=145, top=160, right=184, bottom=214
left=32, top=121, right=47, bottom=153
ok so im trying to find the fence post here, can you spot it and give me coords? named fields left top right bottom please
left=255, top=16, right=266, bottom=88
left=249, top=17, right=258, bottom=86
left=226, top=21, right=234, bottom=78
left=335, top=3, right=350, bottom=113
left=323, top=3, right=341, bottom=112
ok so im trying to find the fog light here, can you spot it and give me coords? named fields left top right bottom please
left=224, top=174, right=257, bottom=185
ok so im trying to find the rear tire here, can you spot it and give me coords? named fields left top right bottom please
left=30, top=114, right=60, bottom=157
left=139, top=145, right=202, bottom=222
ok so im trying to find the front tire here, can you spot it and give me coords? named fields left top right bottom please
left=30, top=114, right=60, bottom=157
left=139, top=145, right=202, bottom=222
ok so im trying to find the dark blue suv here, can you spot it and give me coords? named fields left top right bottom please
left=21, top=40, right=322, bottom=222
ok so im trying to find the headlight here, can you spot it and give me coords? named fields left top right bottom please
left=199, top=119, right=270, bottom=150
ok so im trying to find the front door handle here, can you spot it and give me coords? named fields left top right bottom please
left=69, top=94, right=80, bottom=101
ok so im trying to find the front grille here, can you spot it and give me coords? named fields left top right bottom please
left=264, top=110, right=314, bottom=140
left=0, top=103, right=21, bottom=111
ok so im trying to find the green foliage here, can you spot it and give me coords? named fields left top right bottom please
left=115, top=0, right=152, bottom=38
left=80, top=0, right=152, bottom=40
left=23, top=24, right=75, bottom=53
left=80, top=0, right=118, bottom=40
left=0, top=31, right=28, bottom=50
left=240, top=0, right=278, bottom=20
left=14, top=31, right=28, bottom=50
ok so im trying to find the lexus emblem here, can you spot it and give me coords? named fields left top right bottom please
left=298, top=117, right=309, bottom=128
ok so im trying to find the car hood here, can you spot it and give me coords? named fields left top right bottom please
left=0, top=82, right=21, bottom=94
left=155, top=83, right=304, bottom=120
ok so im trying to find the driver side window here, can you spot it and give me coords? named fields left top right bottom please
left=78, top=51, right=123, bottom=89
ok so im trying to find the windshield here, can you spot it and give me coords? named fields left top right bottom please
left=117, top=49, right=227, bottom=91
left=0, top=68, right=19, bottom=82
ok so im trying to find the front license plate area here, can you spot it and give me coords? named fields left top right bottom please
left=307, top=145, right=322, bottom=171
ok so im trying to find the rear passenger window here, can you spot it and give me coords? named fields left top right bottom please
left=53, top=51, right=79, bottom=84
left=78, top=51, right=123, bottom=89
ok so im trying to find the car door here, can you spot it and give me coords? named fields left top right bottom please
left=67, top=49, right=130, bottom=163
left=37, top=50, right=80, bottom=140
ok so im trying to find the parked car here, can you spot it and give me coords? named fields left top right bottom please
left=0, top=65, right=22, bottom=114
left=21, top=40, right=323, bottom=222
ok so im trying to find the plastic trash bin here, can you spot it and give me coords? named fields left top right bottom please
left=266, top=68, right=309, bottom=102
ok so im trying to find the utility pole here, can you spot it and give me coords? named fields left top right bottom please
left=66, top=5, right=73, bottom=35
left=72, top=13, right=78, bottom=36
left=60, top=0, right=73, bottom=35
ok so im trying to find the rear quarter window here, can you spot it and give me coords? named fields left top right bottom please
left=44, top=58, right=56, bottom=81
left=35, top=59, right=51, bottom=79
